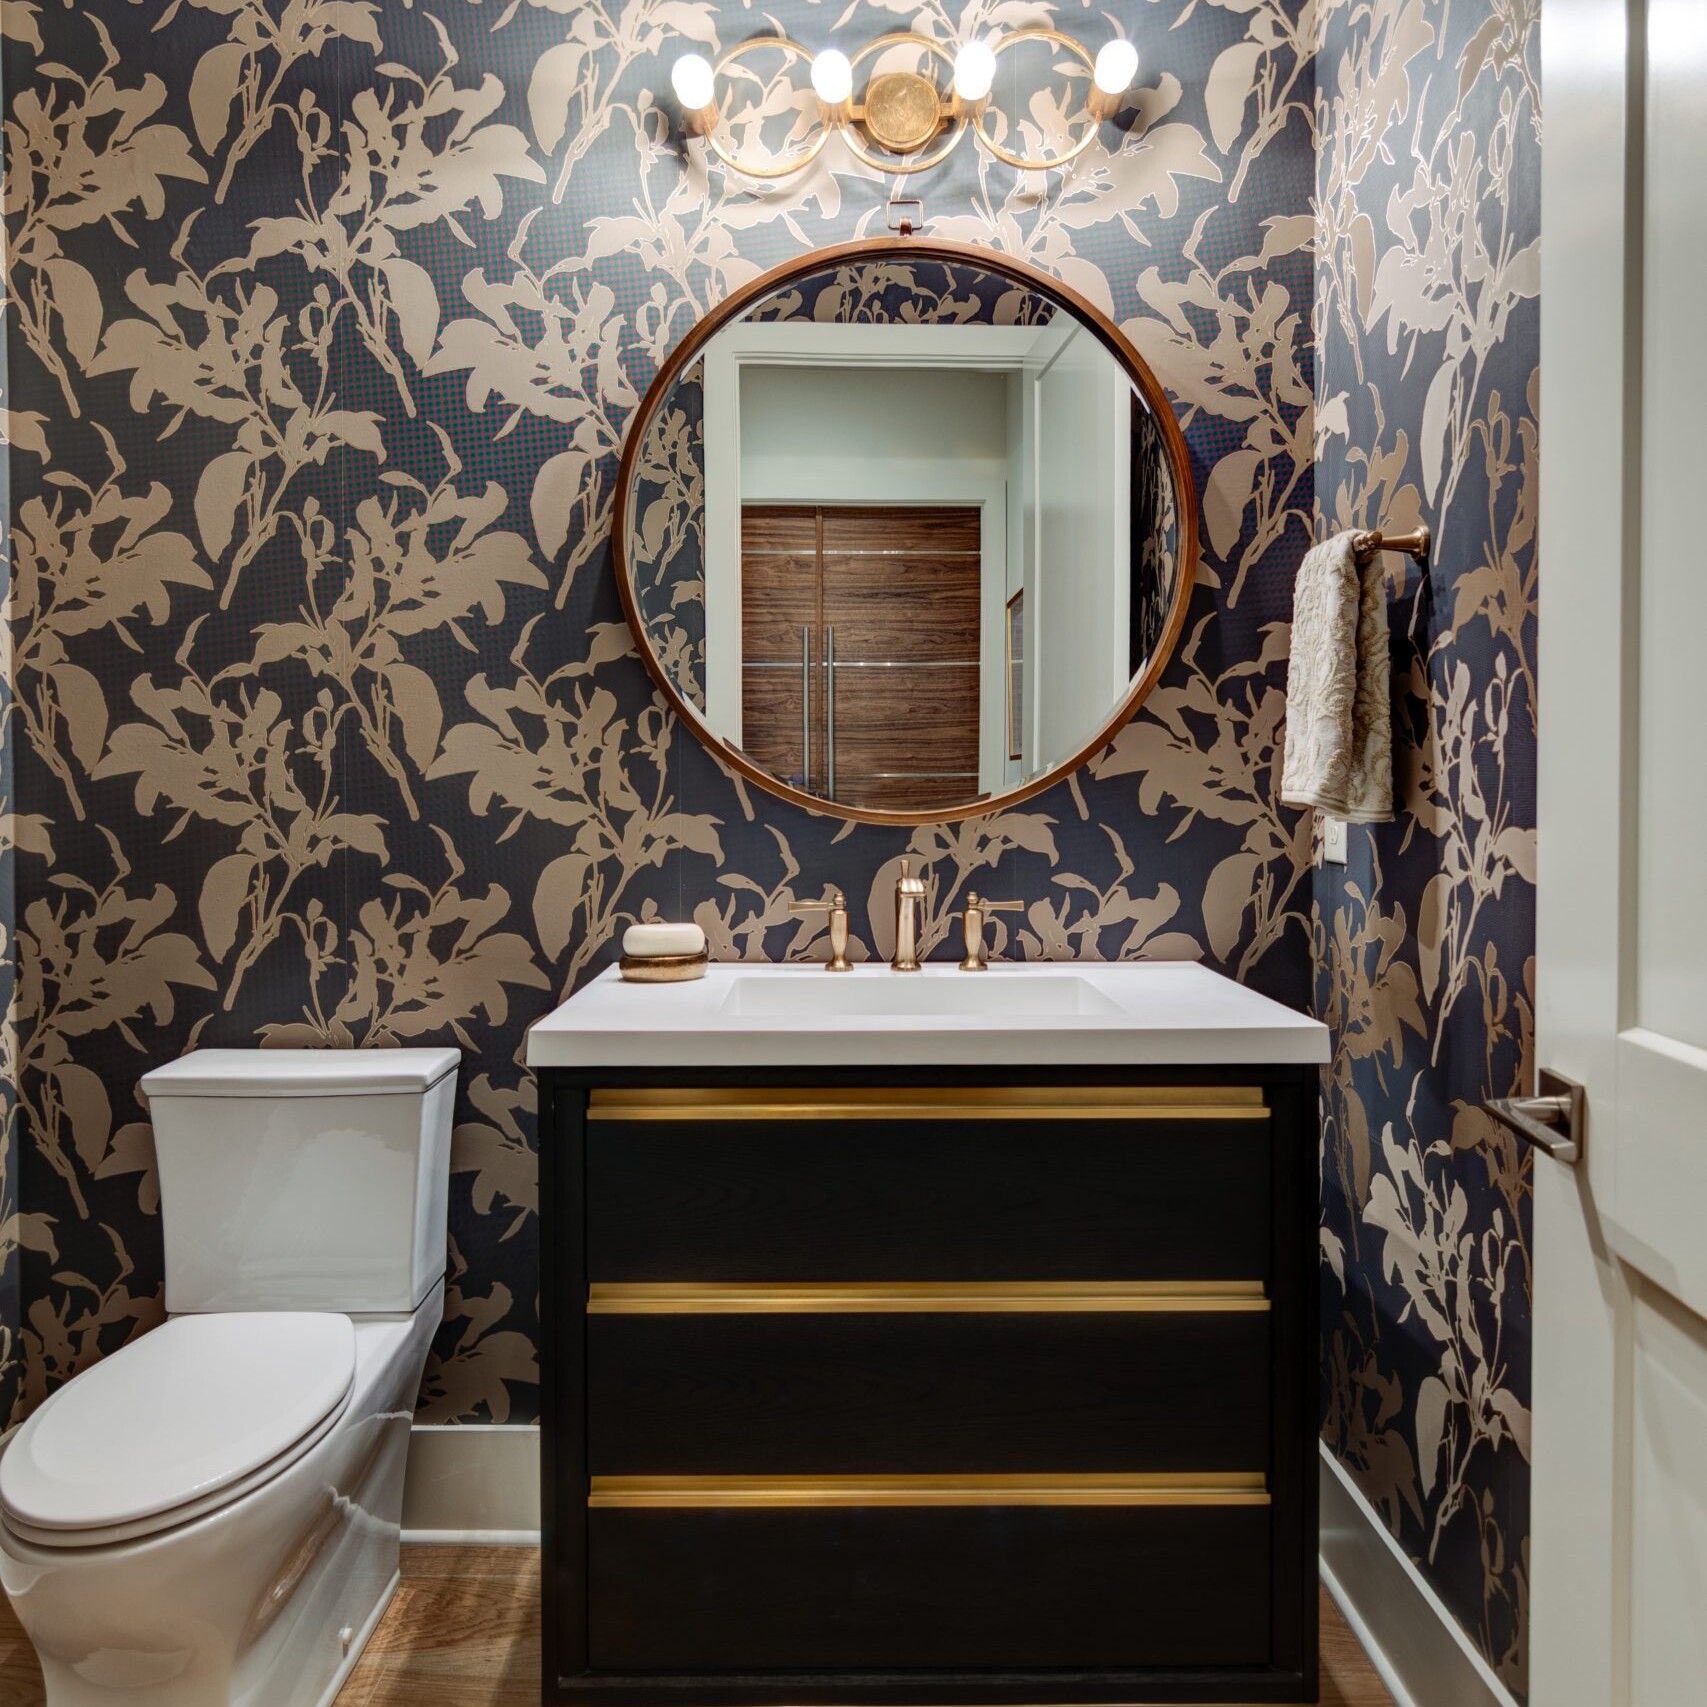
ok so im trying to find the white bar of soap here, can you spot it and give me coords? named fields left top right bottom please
left=622, top=922, right=707, bottom=959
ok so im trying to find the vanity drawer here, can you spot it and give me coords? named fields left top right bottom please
left=586, top=1501, right=1272, bottom=1672
left=586, top=1306, right=1270, bottom=1475
left=585, top=1086, right=1271, bottom=1283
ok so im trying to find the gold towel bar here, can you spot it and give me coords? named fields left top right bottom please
left=588, top=1473, right=1271, bottom=1510
left=588, top=1280, right=1270, bottom=1315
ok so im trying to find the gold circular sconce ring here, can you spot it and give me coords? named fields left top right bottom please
left=839, top=33, right=965, bottom=177
left=702, top=36, right=832, bottom=181
left=972, top=28, right=1101, bottom=172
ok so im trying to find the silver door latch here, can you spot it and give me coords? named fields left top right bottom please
left=1483, top=1068, right=1586, bottom=1165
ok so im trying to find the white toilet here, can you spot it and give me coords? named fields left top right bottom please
left=0, top=1047, right=460, bottom=1707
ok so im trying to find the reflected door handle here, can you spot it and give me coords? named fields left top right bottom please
left=1483, top=1068, right=1585, bottom=1165
left=800, top=625, right=812, bottom=792
left=825, top=625, right=837, bottom=801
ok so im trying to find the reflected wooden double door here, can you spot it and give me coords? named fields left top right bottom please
left=740, top=504, right=983, bottom=814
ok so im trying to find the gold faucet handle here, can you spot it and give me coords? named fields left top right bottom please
left=788, top=890, right=853, bottom=971
left=953, top=893, right=1023, bottom=971
left=952, top=892, right=1023, bottom=918
left=788, top=890, right=846, bottom=912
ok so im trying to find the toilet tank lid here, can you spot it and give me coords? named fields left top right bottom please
left=141, top=1047, right=460, bottom=1099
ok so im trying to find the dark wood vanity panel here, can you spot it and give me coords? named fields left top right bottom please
left=540, top=1064, right=1319, bottom=1706
left=587, top=1309, right=1271, bottom=1476
left=586, top=1112, right=1272, bottom=1283
left=587, top=1505, right=1273, bottom=1673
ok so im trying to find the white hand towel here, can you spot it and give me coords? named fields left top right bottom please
left=1280, top=530, right=1394, bottom=823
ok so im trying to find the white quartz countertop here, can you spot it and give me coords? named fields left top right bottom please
left=525, top=962, right=1329, bottom=1070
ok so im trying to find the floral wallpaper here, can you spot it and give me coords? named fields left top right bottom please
left=1314, top=0, right=1538, bottom=1694
left=0, top=0, right=1534, bottom=1690
left=629, top=355, right=705, bottom=709
left=0, top=4, right=16, bottom=1415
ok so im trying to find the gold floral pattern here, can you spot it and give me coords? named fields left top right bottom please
left=0, top=0, right=1532, bottom=1687
left=1314, top=0, right=1537, bottom=1691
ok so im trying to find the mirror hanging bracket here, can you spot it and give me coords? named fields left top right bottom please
left=886, top=190, right=924, bottom=236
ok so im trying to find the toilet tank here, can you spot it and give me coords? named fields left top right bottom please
left=140, top=1048, right=460, bottom=1315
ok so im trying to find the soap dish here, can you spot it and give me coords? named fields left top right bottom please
left=619, top=950, right=709, bottom=984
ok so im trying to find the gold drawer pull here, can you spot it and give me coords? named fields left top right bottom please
left=589, top=1473, right=1270, bottom=1509
left=589, top=1085, right=1267, bottom=1122
left=588, top=1280, right=1269, bottom=1314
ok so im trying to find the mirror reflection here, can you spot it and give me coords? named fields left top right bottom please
left=621, top=256, right=1188, bottom=818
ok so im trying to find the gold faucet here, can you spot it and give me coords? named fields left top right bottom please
left=952, top=892, right=1023, bottom=970
left=788, top=890, right=853, bottom=971
left=891, top=858, right=927, bottom=972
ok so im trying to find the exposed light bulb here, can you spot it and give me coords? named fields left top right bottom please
left=952, top=39, right=997, bottom=103
left=811, top=48, right=853, bottom=105
left=1092, top=39, right=1139, bottom=97
left=671, top=53, right=716, bottom=114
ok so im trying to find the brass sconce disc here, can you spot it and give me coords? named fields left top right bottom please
left=863, top=70, right=942, bottom=153
left=842, top=33, right=963, bottom=175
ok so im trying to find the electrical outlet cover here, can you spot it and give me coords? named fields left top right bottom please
left=1322, top=814, right=1348, bottom=865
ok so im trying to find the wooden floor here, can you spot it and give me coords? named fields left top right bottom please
left=0, top=1544, right=1395, bottom=1706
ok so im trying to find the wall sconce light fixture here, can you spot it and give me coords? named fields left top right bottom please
left=670, top=29, right=1140, bottom=180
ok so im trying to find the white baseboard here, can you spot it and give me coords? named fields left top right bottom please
left=401, top=1423, right=539, bottom=1543
left=1318, top=1442, right=1521, bottom=1707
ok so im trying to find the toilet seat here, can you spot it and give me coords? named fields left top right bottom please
left=0, top=1312, right=355, bottom=1549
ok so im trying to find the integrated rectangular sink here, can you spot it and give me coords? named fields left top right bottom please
left=718, top=972, right=1123, bottom=1022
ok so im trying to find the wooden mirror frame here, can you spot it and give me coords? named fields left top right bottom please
left=610, top=237, right=1202, bottom=826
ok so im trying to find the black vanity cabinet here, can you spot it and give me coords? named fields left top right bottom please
left=539, top=1068, right=1319, bottom=1706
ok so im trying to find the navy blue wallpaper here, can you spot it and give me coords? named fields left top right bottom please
left=1314, top=0, right=1539, bottom=1692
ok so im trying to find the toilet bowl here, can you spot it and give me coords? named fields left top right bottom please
left=0, top=1047, right=459, bottom=1707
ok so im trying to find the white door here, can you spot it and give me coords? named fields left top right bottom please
left=1534, top=2, right=1707, bottom=1702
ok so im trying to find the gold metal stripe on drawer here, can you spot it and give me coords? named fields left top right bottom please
left=588, top=1280, right=1270, bottom=1314
left=587, top=1085, right=1267, bottom=1122
left=588, top=1473, right=1270, bottom=1509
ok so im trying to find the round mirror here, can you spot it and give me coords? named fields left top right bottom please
left=613, top=239, right=1199, bottom=824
